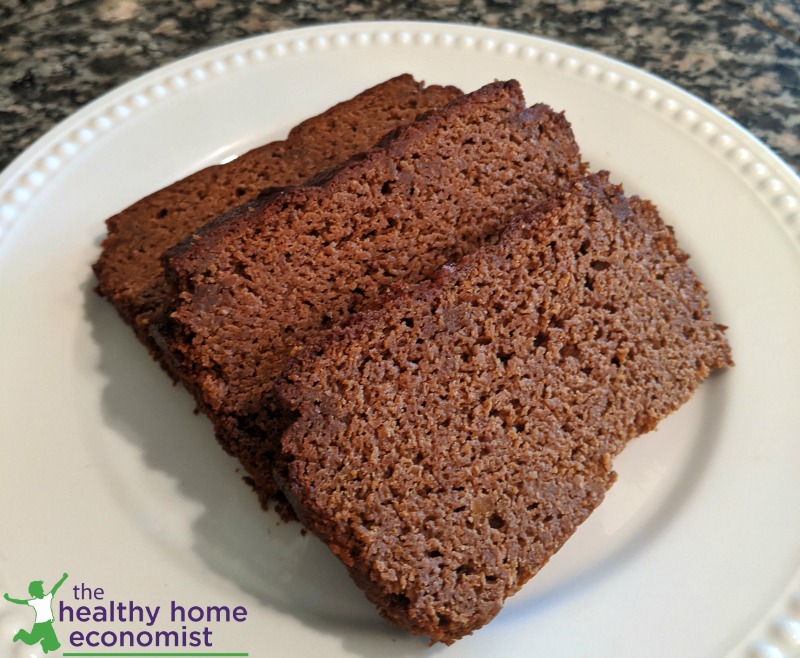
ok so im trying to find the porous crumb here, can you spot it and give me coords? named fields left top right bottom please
left=276, top=172, right=732, bottom=643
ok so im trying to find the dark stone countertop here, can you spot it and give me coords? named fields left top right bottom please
left=1, top=0, right=798, bottom=175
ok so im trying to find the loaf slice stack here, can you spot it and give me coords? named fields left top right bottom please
left=93, top=74, right=462, bottom=353
left=275, top=172, right=733, bottom=643
left=154, top=80, right=586, bottom=502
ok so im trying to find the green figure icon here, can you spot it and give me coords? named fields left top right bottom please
left=4, top=572, right=68, bottom=654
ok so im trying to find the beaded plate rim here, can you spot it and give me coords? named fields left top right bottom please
left=0, top=22, right=797, bottom=251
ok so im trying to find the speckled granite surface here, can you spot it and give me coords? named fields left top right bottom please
left=1, top=0, right=798, bottom=174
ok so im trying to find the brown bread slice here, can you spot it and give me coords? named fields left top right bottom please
left=275, top=172, right=733, bottom=643
left=92, top=74, right=462, bottom=350
left=154, top=80, right=586, bottom=503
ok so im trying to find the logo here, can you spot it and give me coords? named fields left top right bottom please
left=4, top=573, right=251, bottom=656
left=3, top=572, right=68, bottom=654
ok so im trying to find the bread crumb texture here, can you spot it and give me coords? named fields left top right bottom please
left=276, top=172, right=732, bottom=643
left=94, top=74, right=461, bottom=345
left=157, top=80, right=584, bottom=501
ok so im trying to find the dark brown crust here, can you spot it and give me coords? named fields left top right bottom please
left=92, top=74, right=463, bottom=352
left=153, top=79, right=587, bottom=504
left=274, top=172, right=733, bottom=643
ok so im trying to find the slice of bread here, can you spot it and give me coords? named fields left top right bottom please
left=275, top=172, right=733, bottom=643
left=154, top=80, right=586, bottom=504
left=93, top=75, right=462, bottom=352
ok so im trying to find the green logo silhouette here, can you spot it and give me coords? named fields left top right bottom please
left=4, top=572, right=68, bottom=654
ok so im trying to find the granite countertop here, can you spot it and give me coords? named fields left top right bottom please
left=1, top=0, right=798, bottom=175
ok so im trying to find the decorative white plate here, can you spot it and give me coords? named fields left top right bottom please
left=1, top=21, right=799, bottom=658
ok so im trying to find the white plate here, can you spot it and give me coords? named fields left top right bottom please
left=1, top=21, right=799, bottom=658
